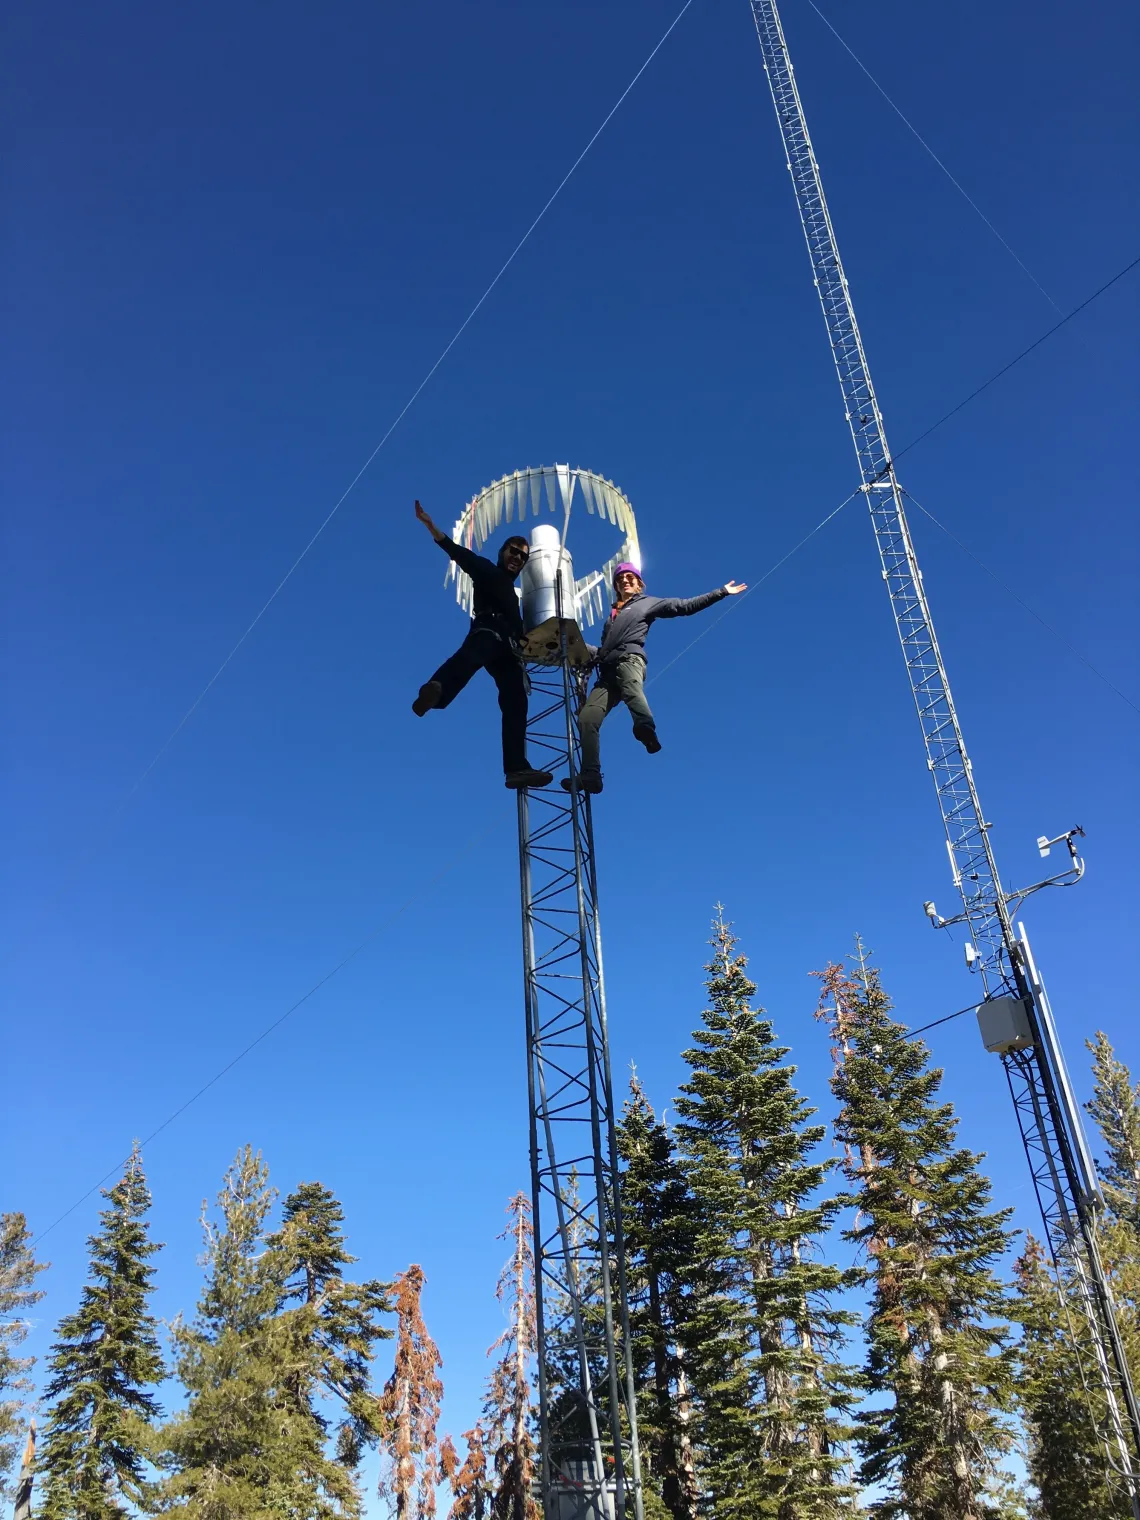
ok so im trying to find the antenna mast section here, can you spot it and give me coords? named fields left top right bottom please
left=746, top=0, right=1140, bottom=1503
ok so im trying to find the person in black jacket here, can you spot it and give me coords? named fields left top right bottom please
left=563, top=562, right=746, bottom=795
left=412, top=502, right=553, bottom=790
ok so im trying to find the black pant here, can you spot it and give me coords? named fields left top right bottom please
left=579, top=655, right=654, bottom=773
left=429, top=628, right=528, bottom=774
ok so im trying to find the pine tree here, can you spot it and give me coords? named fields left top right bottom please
left=616, top=1076, right=699, bottom=1520
left=270, top=1181, right=393, bottom=1467
left=0, top=1212, right=47, bottom=1496
left=1083, top=1032, right=1140, bottom=1410
left=39, top=1144, right=164, bottom=1518
left=1013, top=1235, right=1126, bottom=1519
left=377, top=1265, right=444, bottom=1520
left=817, top=951, right=1019, bottom=1520
left=1087, top=1031, right=1140, bottom=1233
left=482, top=1195, right=538, bottom=1520
left=674, top=910, right=859, bottom=1519
left=1010, top=1032, right=1140, bottom=1518
left=161, top=1145, right=359, bottom=1519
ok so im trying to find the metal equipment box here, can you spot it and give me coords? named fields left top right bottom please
left=977, top=996, right=1034, bottom=1054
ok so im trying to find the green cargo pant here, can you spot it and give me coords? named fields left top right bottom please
left=578, top=655, right=655, bottom=774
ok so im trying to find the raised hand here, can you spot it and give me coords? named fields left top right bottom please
left=724, top=579, right=748, bottom=595
left=415, top=500, right=443, bottom=541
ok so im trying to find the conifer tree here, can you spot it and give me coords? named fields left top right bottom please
left=616, top=1077, right=699, bottom=1520
left=817, top=952, right=1019, bottom=1520
left=1013, top=1235, right=1126, bottom=1519
left=270, top=1181, right=393, bottom=1467
left=0, top=1212, right=47, bottom=1495
left=161, top=1145, right=359, bottom=1519
left=442, top=1425, right=492, bottom=1520
left=377, top=1265, right=444, bottom=1520
left=674, top=910, right=859, bottom=1518
left=1010, top=1033, right=1140, bottom=1518
left=1087, top=1031, right=1140, bottom=1233
left=39, top=1144, right=164, bottom=1518
left=1083, top=1032, right=1140, bottom=1395
left=482, top=1195, right=538, bottom=1520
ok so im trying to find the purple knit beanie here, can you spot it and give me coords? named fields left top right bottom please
left=612, top=562, right=643, bottom=592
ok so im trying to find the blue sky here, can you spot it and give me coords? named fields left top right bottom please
left=3, top=0, right=1137, bottom=1494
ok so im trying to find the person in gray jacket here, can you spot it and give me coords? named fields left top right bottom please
left=564, top=562, right=746, bottom=794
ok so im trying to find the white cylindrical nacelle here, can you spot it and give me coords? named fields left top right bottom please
left=520, top=523, right=575, bottom=631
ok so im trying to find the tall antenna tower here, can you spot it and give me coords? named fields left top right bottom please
left=746, top=1, right=1140, bottom=1506
left=446, top=468, right=645, bottom=1520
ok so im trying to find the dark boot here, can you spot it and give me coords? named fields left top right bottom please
left=633, top=723, right=662, bottom=754
left=560, top=770, right=603, bottom=795
left=505, top=767, right=554, bottom=790
left=413, top=680, right=443, bottom=716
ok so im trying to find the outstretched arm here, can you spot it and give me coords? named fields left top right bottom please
left=417, top=500, right=494, bottom=579
left=415, top=500, right=446, bottom=542
left=651, top=580, right=748, bottom=619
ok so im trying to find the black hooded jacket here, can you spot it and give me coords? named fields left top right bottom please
left=437, top=535, right=525, bottom=642
left=595, top=587, right=728, bottom=668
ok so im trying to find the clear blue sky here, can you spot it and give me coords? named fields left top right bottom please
left=3, top=0, right=1137, bottom=1491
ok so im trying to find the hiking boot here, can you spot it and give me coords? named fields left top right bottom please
left=560, top=771, right=603, bottom=795
left=412, top=680, right=442, bottom=716
left=633, top=723, right=662, bottom=754
left=505, top=768, right=554, bottom=790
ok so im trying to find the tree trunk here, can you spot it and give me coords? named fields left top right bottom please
left=645, top=1269, right=683, bottom=1520
left=672, top=1352, right=699, bottom=1520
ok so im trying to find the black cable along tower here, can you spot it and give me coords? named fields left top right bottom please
left=746, top=0, right=1140, bottom=1506
left=443, top=469, right=645, bottom=1520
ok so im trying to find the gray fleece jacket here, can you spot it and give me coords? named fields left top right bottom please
left=595, top=588, right=727, bottom=668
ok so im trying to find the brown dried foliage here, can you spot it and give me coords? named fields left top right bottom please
left=443, top=1425, right=490, bottom=1520
left=378, top=1265, right=444, bottom=1520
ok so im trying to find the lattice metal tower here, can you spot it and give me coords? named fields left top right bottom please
left=746, top=1, right=1140, bottom=1505
left=444, top=468, right=645, bottom=1520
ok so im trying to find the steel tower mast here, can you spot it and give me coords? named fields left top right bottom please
left=519, top=647, right=643, bottom=1520
left=746, top=0, right=1140, bottom=1503
left=443, top=468, right=645, bottom=1520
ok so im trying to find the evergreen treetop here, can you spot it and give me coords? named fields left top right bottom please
left=0, top=1212, right=47, bottom=1496
left=674, top=910, right=859, bottom=1519
left=161, top=1145, right=361, bottom=1520
left=817, top=949, right=1019, bottom=1520
left=1013, top=1234, right=1129, bottom=1519
left=270, top=1181, right=393, bottom=1466
left=39, top=1143, right=164, bottom=1520
left=1087, top=1031, right=1140, bottom=1232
